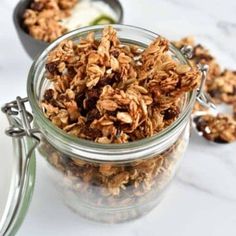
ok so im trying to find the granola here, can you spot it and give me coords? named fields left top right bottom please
left=23, top=0, right=76, bottom=42
left=207, top=70, right=236, bottom=104
left=23, top=0, right=117, bottom=43
left=174, top=37, right=236, bottom=143
left=38, top=27, right=200, bottom=222
left=41, top=26, right=200, bottom=143
left=194, top=114, right=236, bottom=143
left=39, top=127, right=188, bottom=222
left=173, top=36, right=221, bottom=81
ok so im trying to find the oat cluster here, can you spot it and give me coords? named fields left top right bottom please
left=23, top=0, right=77, bottom=42
left=207, top=70, right=236, bottom=104
left=175, top=37, right=236, bottom=143
left=194, top=115, right=236, bottom=143
left=41, top=26, right=200, bottom=143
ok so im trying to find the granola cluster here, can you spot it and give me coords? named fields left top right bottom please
left=207, top=70, right=236, bottom=104
left=194, top=115, right=236, bottom=143
left=174, top=37, right=236, bottom=143
left=41, top=27, right=200, bottom=143
left=23, top=0, right=77, bottom=42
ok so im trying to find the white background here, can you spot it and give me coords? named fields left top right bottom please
left=0, top=0, right=236, bottom=235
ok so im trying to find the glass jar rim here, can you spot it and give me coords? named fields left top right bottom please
left=27, top=24, right=196, bottom=161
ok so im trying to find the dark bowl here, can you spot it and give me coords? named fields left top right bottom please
left=13, top=0, right=124, bottom=60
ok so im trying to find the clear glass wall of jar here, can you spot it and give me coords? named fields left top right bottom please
left=27, top=25, right=197, bottom=223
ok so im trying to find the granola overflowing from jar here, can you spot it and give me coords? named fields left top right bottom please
left=174, top=36, right=236, bottom=143
left=41, top=26, right=200, bottom=143
left=173, top=36, right=221, bottom=82
left=38, top=27, right=197, bottom=222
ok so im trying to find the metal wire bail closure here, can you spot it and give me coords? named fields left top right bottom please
left=180, top=45, right=216, bottom=111
left=1, top=96, right=40, bottom=141
left=0, top=97, right=39, bottom=236
left=196, top=64, right=216, bottom=110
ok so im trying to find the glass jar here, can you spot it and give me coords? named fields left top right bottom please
left=1, top=25, right=212, bottom=232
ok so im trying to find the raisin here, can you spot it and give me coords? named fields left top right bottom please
left=193, top=116, right=208, bottom=132
left=44, top=89, right=54, bottom=101
left=208, top=89, right=221, bottom=98
left=67, top=67, right=76, bottom=77
left=115, top=126, right=122, bottom=138
left=83, top=127, right=102, bottom=139
left=76, top=93, right=86, bottom=109
left=86, top=109, right=101, bottom=123
left=214, top=137, right=229, bottom=144
left=87, top=89, right=100, bottom=99
left=176, top=79, right=181, bottom=89
left=30, top=2, right=44, bottom=11
left=84, top=97, right=97, bottom=110
left=111, top=50, right=119, bottom=58
left=58, top=94, right=67, bottom=101
left=46, top=61, right=59, bottom=75
left=84, top=89, right=100, bottom=110
left=164, top=107, right=180, bottom=120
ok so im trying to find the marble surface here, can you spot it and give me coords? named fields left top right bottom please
left=0, top=0, right=236, bottom=235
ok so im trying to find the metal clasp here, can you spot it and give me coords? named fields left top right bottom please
left=1, top=97, right=40, bottom=236
left=196, top=64, right=216, bottom=110
left=181, top=45, right=193, bottom=59
left=181, top=45, right=216, bottom=111
left=1, top=97, right=40, bottom=141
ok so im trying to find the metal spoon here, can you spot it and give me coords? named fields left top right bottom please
left=190, top=64, right=224, bottom=144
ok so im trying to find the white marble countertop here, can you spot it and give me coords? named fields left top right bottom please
left=0, top=0, right=236, bottom=235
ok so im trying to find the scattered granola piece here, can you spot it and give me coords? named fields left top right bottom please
left=207, top=70, right=236, bottom=104
left=194, top=114, right=236, bottom=143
